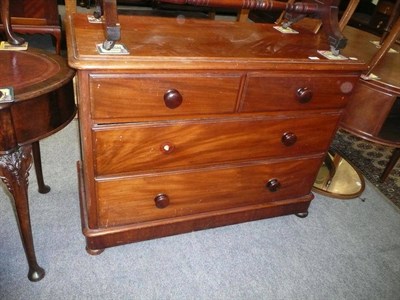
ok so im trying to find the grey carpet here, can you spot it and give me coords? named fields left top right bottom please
left=1, top=120, right=400, bottom=299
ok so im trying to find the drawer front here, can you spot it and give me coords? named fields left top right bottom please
left=96, top=157, right=323, bottom=227
left=94, top=113, right=340, bottom=175
left=241, top=73, right=358, bottom=112
left=89, top=74, right=241, bottom=120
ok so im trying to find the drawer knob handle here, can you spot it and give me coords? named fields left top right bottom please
left=281, top=132, right=297, bottom=146
left=164, top=89, right=183, bottom=109
left=266, top=179, right=281, bottom=192
left=154, top=193, right=170, bottom=209
left=296, top=87, right=313, bottom=103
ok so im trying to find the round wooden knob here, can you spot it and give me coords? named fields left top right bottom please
left=266, top=179, right=281, bottom=192
left=296, top=87, right=313, bottom=103
left=154, top=193, right=170, bottom=209
left=281, top=132, right=297, bottom=146
left=164, top=89, right=183, bottom=109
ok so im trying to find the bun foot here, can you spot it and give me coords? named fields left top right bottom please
left=38, top=185, right=51, bottom=194
left=86, top=246, right=104, bottom=255
left=295, top=211, right=309, bottom=218
left=28, top=265, right=45, bottom=282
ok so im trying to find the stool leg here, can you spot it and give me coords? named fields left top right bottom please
left=51, top=30, right=62, bottom=55
left=0, top=145, right=45, bottom=281
left=32, top=141, right=51, bottom=194
left=380, top=148, right=400, bottom=183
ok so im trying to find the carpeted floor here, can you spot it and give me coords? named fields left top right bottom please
left=332, top=130, right=400, bottom=209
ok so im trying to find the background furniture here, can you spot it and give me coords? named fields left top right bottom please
left=313, top=2, right=399, bottom=199
left=65, top=1, right=365, bottom=253
left=78, top=0, right=250, bottom=22
left=343, top=0, right=397, bottom=35
left=311, top=0, right=399, bottom=198
left=0, top=0, right=62, bottom=53
left=340, top=17, right=400, bottom=182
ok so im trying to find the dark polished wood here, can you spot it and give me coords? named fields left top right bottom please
left=344, top=0, right=398, bottom=36
left=0, top=0, right=62, bottom=53
left=380, top=0, right=399, bottom=43
left=96, top=0, right=347, bottom=53
left=65, top=12, right=365, bottom=254
left=0, top=48, right=76, bottom=281
left=0, top=0, right=24, bottom=45
left=342, top=23, right=400, bottom=93
left=340, top=23, right=400, bottom=181
left=32, top=141, right=51, bottom=194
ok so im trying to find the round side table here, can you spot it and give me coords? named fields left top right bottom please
left=0, top=48, right=76, bottom=281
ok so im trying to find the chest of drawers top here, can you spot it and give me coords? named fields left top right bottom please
left=66, top=13, right=365, bottom=72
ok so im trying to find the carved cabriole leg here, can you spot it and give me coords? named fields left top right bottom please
left=0, top=144, right=45, bottom=282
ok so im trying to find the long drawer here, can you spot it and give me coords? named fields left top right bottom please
left=240, top=73, right=359, bottom=112
left=89, top=73, right=241, bottom=121
left=96, top=156, right=323, bottom=227
left=93, top=113, right=340, bottom=175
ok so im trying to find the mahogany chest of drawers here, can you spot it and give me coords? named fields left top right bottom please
left=66, top=13, right=365, bottom=253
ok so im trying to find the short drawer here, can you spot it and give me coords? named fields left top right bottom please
left=93, top=113, right=340, bottom=175
left=241, top=73, right=359, bottom=112
left=89, top=73, right=241, bottom=121
left=96, top=156, right=323, bottom=227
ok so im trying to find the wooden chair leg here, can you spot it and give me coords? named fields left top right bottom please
left=380, top=148, right=400, bottom=182
left=32, top=141, right=51, bottom=194
left=52, top=29, right=62, bottom=55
